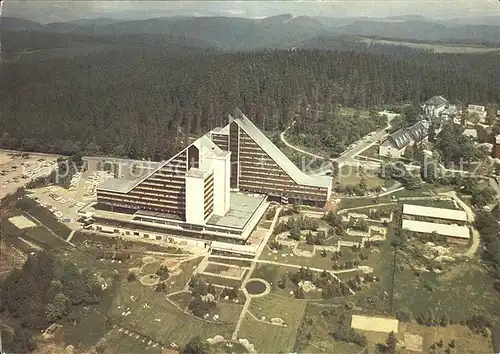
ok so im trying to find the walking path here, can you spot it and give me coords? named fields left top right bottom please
left=231, top=206, right=282, bottom=340
left=66, top=229, right=77, bottom=242
left=445, top=191, right=480, bottom=258
left=280, top=122, right=324, bottom=160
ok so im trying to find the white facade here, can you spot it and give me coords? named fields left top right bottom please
left=423, top=103, right=446, bottom=118
left=206, top=151, right=231, bottom=216
left=467, top=105, right=487, bottom=121
left=379, top=144, right=405, bottom=159
left=185, top=170, right=208, bottom=225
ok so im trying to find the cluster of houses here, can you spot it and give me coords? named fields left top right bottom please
left=378, top=96, right=500, bottom=159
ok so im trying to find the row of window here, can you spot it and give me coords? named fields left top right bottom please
left=100, top=189, right=185, bottom=203
left=98, top=194, right=185, bottom=209
left=239, top=173, right=328, bottom=196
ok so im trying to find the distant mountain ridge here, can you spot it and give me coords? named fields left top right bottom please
left=2, top=14, right=500, bottom=50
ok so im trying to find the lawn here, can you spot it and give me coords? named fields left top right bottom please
left=204, top=263, right=231, bottom=274
left=391, top=263, right=500, bottom=323
left=338, top=107, right=370, bottom=118
left=166, top=257, right=204, bottom=293
left=169, top=291, right=243, bottom=324
left=211, top=341, right=248, bottom=354
left=15, top=197, right=72, bottom=238
left=249, top=263, right=350, bottom=300
left=238, top=294, right=306, bottom=353
left=207, top=257, right=253, bottom=268
left=401, top=198, right=457, bottom=209
left=339, top=197, right=394, bottom=210
left=261, top=249, right=332, bottom=270
left=396, top=322, right=495, bottom=354
left=198, top=274, right=242, bottom=288
left=351, top=228, right=500, bottom=326
left=103, top=328, right=162, bottom=354
left=334, top=165, right=386, bottom=189
left=390, top=184, right=437, bottom=198
left=1, top=211, right=119, bottom=276
left=110, top=281, right=236, bottom=346
left=248, top=294, right=306, bottom=325
left=296, top=303, right=364, bottom=354
left=260, top=221, right=273, bottom=229
left=357, top=144, right=381, bottom=159
left=251, top=263, right=295, bottom=295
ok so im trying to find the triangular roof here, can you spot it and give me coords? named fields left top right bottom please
left=230, top=109, right=331, bottom=188
left=424, top=96, right=448, bottom=106
left=98, top=135, right=222, bottom=193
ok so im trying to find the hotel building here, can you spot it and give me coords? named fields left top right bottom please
left=81, top=109, right=332, bottom=246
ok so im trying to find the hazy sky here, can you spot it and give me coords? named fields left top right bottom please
left=3, top=0, right=500, bottom=23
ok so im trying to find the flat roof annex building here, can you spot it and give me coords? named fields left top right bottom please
left=402, top=204, right=467, bottom=222
left=84, top=109, right=332, bottom=245
left=401, top=220, right=470, bottom=241
left=401, top=204, right=470, bottom=244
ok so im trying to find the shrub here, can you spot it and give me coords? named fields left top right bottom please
left=395, top=310, right=411, bottom=323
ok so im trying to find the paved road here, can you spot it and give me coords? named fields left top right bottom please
left=445, top=191, right=480, bottom=258
left=282, top=111, right=394, bottom=175
left=280, top=122, right=324, bottom=160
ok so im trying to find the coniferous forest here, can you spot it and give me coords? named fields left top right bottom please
left=1, top=32, right=499, bottom=160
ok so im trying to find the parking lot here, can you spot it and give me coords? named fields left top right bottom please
left=0, top=150, right=59, bottom=200
left=27, top=170, right=114, bottom=230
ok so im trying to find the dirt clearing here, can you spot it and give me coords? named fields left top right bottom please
left=351, top=315, right=399, bottom=333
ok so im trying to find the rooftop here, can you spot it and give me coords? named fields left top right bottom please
left=402, top=204, right=467, bottom=222
left=97, top=176, right=144, bottom=193
left=402, top=219, right=470, bottom=239
left=97, top=134, right=222, bottom=193
left=80, top=191, right=267, bottom=235
left=424, top=96, right=448, bottom=107
left=468, top=104, right=485, bottom=112
left=207, top=192, right=266, bottom=229
left=186, top=168, right=210, bottom=178
left=462, top=129, right=478, bottom=139
left=385, top=121, right=428, bottom=150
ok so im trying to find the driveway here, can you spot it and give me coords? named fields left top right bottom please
left=446, top=191, right=480, bottom=258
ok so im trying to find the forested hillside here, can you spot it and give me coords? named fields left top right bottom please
left=1, top=32, right=499, bottom=160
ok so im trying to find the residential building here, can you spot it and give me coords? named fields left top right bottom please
left=468, top=104, right=487, bottom=121
left=440, top=105, right=458, bottom=120
left=86, top=108, right=332, bottom=247
left=492, top=135, right=500, bottom=158
left=379, top=121, right=428, bottom=158
left=422, top=96, right=448, bottom=118
left=462, top=128, right=478, bottom=141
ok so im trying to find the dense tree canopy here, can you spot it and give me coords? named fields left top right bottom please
left=0, top=251, right=102, bottom=329
left=1, top=33, right=499, bottom=160
left=435, top=122, right=484, bottom=165
left=290, top=108, right=388, bottom=156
